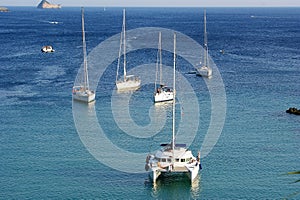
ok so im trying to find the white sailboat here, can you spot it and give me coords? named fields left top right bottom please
left=72, top=8, right=95, bottom=103
left=196, top=9, right=212, bottom=78
left=116, top=9, right=141, bottom=91
left=146, top=33, right=201, bottom=184
left=154, top=32, right=174, bottom=103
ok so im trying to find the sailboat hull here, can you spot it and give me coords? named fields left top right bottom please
left=196, top=66, right=212, bottom=78
left=73, top=93, right=95, bottom=103
left=154, top=91, right=174, bottom=103
left=116, top=78, right=141, bottom=91
left=72, top=88, right=95, bottom=103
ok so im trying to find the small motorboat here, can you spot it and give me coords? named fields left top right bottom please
left=41, top=45, right=55, bottom=53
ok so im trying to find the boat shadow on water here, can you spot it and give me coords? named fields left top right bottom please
left=144, top=174, right=202, bottom=199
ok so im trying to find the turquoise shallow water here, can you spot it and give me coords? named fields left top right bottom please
left=0, top=7, right=300, bottom=199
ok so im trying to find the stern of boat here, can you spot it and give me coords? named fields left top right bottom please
left=184, top=162, right=199, bottom=183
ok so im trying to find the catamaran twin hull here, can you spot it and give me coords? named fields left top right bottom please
left=148, top=163, right=200, bottom=184
left=145, top=145, right=201, bottom=184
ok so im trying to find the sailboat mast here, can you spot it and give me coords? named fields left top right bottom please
left=82, top=7, right=89, bottom=90
left=123, top=9, right=127, bottom=81
left=159, top=32, right=162, bottom=85
left=172, top=32, right=176, bottom=151
left=203, top=9, right=208, bottom=67
left=154, top=32, right=160, bottom=92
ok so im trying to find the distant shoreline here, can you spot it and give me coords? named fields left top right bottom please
left=1, top=6, right=300, bottom=8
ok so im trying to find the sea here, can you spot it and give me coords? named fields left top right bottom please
left=0, top=7, right=299, bottom=199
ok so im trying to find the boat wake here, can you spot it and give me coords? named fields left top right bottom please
left=250, top=15, right=284, bottom=19
left=0, top=85, right=38, bottom=106
left=0, top=52, right=36, bottom=59
left=35, top=65, right=66, bottom=81
left=49, top=21, right=61, bottom=24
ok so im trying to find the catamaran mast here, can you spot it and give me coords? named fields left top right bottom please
left=81, top=7, right=89, bottom=91
left=172, top=32, right=176, bottom=151
left=123, top=9, right=127, bottom=81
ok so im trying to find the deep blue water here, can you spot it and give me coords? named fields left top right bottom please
left=1, top=7, right=300, bottom=199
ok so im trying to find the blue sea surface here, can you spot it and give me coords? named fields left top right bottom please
left=0, top=7, right=300, bottom=199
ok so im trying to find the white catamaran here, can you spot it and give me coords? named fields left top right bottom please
left=72, top=8, right=95, bottom=103
left=154, top=32, right=174, bottom=103
left=146, top=33, right=201, bottom=183
left=116, top=9, right=141, bottom=91
left=196, top=9, right=212, bottom=78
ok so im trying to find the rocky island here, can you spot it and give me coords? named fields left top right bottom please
left=0, top=7, right=9, bottom=12
left=37, top=0, right=61, bottom=9
left=286, top=107, right=300, bottom=115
